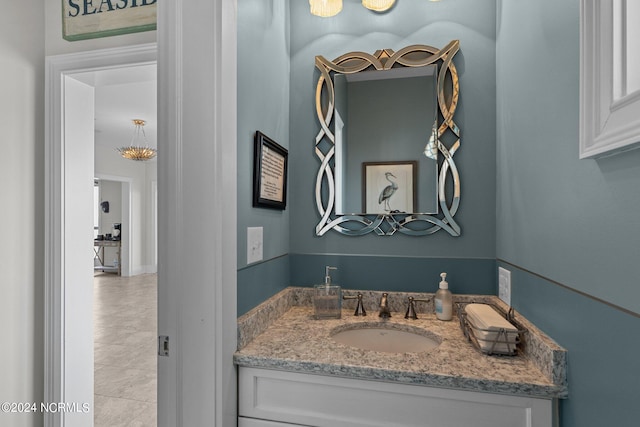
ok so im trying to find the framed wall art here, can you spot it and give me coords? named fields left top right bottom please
left=253, top=131, right=288, bottom=210
left=362, top=161, right=417, bottom=215
left=62, top=0, right=157, bottom=41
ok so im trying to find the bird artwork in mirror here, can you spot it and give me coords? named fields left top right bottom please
left=362, top=161, right=417, bottom=215
left=314, top=40, right=461, bottom=236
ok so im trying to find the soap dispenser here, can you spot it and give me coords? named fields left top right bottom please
left=314, top=266, right=342, bottom=319
left=435, top=272, right=453, bottom=321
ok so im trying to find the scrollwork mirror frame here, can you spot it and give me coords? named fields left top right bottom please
left=314, top=40, right=461, bottom=236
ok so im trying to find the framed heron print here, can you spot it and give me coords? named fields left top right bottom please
left=362, top=161, right=417, bottom=215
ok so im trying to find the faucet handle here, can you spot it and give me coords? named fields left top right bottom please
left=404, top=296, right=431, bottom=320
left=343, top=293, right=366, bottom=316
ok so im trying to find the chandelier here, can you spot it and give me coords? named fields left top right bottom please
left=117, top=119, right=157, bottom=161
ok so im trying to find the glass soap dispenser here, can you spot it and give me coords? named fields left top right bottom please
left=314, top=266, right=342, bottom=319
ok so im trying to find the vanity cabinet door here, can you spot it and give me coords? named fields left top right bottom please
left=239, top=367, right=554, bottom=427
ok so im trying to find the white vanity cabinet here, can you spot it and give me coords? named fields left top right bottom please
left=239, top=367, right=554, bottom=427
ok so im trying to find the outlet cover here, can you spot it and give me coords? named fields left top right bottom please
left=498, top=267, right=511, bottom=306
left=247, top=227, right=263, bottom=264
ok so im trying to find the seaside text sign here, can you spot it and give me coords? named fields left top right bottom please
left=62, top=0, right=157, bottom=41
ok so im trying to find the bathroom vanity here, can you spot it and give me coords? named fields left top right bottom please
left=234, top=288, right=567, bottom=427
left=234, top=35, right=570, bottom=426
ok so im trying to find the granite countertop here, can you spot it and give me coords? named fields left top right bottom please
left=234, top=287, right=568, bottom=399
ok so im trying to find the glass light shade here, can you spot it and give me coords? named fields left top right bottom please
left=310, top=0, right=343, bottom=17
left=362, top=0, right=395, bottom=12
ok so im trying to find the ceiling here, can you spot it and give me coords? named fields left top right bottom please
left=72, top=63, right=157, bottom=153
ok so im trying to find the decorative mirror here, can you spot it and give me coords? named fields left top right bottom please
left=314, top=40, right=461, bottom=236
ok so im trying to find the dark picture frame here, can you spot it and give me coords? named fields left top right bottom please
left=253, top=131, right=288, bottom=210
left=362, top=161, right=418, bottom=214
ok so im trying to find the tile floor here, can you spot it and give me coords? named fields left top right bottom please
left=93, top=272, right=157, bottom=427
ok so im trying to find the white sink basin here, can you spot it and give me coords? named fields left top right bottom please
left=331, top=325, right=440, bottom=353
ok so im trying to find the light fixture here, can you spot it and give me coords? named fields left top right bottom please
left=361, top=0, right=395, bottom=12
left=310, top=0, right=343, bottom=17
left=117, top=119, right=157, bottom=161
left=310, top=0, right=402, bottom=17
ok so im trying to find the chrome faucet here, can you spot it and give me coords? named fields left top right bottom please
left=378, top=292, right=391, bottom=318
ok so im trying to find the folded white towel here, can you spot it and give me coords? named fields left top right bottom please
left=465, top=304, right=518, bottom=353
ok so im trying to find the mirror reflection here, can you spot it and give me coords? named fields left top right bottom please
left=334, top=66, right=438, bottom=215
left=314, top=41, right=461, bottom=237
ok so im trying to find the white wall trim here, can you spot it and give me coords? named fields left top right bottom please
left=580, top=0, right=640, bottom=158
left=157, top=0, right=237, bottom=425
left=45, top=43, right=157, bottom=427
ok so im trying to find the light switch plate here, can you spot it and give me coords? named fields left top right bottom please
left=498, top=267, right=511, bottom=306
left=247, top=227, right=263, bottom=264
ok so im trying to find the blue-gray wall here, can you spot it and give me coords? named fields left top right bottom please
left=237, top=0, right=292, bottom=305
left=496, top=0, right=640, bottom=317
left=238, top=0, right=496, bottom=314
left=238, top=0, right=498, bottom=316
left=238, top=2, right=640, bottom=424
left=501, top=261, right=640, bottom=427
left=283, top=0, right=497, bottom=310
left=496, top=1, right=640, bottom=426
left=288, top=0, right=497, bottom=261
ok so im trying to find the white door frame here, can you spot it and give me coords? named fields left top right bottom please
left=45, top=1, right=239, bottom=423
left=157, top=1, right=237, bottom=425
left=46, top=1, right=238, bottom=424
left=44, top=43, right=158, bottom=427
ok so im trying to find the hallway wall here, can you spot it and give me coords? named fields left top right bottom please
left=1, top=3, right=156, bottom=426
left=0, top=2, right=45, bottom=426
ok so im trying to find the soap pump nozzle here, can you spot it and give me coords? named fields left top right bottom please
left=324, top=266, right=337, bottom=288
left=439, top=272, right=448, bottom=289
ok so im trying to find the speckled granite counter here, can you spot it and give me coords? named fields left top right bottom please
left=234, top=287, right=568, bottom=399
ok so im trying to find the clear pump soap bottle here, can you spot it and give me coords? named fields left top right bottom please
left=313, top=266, right=342, bottom=319
left=435, top=272, right=453, bottom=321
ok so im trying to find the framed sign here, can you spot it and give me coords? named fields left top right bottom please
left=362, top=161, right=417, bottom=215
left=62, top=0, right=157, bottom=41
left=253, top=131, right=288, bottom=210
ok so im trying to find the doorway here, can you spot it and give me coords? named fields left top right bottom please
left=92, top=173, right=156, bottom=425
left=45, top=3, right=239, bottom=422
left=44, top=44, right=158, bottom=427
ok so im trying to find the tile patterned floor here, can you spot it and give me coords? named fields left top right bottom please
left=93, top=272, right=157, bottom=427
